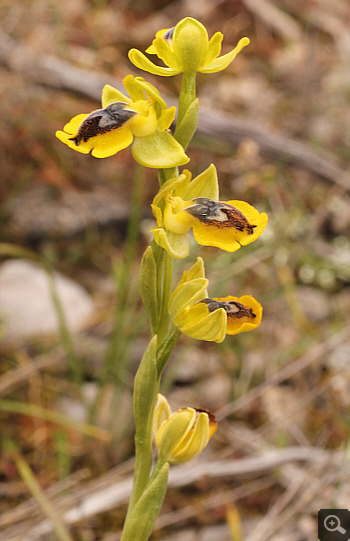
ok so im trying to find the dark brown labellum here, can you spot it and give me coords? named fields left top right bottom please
left=69, top=102, right=137, bottom=145
left=186, top=198, right=257, bottom=235
left=199, top=298, right=256, bottom=319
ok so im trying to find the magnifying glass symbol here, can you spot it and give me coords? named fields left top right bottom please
left=324, top=515, right=346, bottom=534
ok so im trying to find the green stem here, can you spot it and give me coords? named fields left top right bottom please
left=175, top=72, right=197, bottom=135
left=120, top=458, right=169, bottom=541
left=156, top=252, right=173, bottom=344
left=122, top=337, right=159, bottom=529
left=158, top=167, right=178, bottom=186
left=122, top=70, right=198, bottom=541
left=127, top=384, right=159, bottom=510
left=157, top=325, right=181, bottom=378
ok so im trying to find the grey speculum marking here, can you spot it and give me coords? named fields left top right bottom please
left=162, top=28, right=175, bottom=40
left=200, top=298, right=256, bottom=319
left=186, top=197, right=257, bottom=235
left=69, top=102, right=137, bottom=146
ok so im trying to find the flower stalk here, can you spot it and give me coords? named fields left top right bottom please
left=54, top=18, right=266, bottom=540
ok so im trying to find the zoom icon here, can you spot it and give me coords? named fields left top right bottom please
left=318, top=509, right=350, bottom=540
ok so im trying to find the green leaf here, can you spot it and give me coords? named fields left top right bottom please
left=133, top=336, right=158, bottom=443
left=139, top=247, right=158, bottom=335
left=121, top=462, right=169, bottom=541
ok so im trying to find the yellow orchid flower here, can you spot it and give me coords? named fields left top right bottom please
left=168, top=258, right=263, bottom=343
left=153, top=394, right=217, bottom=464
left=56, top=75, right=189, bottom=168
left=151, top=165, right=268, bottom=259
left=129, top=17, right=249, bottom=76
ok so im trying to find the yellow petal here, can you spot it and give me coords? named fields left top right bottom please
left=146, top=28, right=172, bottom=54
left=199, top=37, right=250, bottom=74
left=132, top=130, right=189, bottom=168
left=225, top=200, right=268, bottom=247
left=101, top=84, right=131, bottom=108
left=56, top=113, right=134, bottom=158
left=156, top=408, right=196, bottom=460
left=90, top=127, right=134, bottom=158
left=177, top=257, right=206, bottom=287
left=190, top=200, right=268, bottom=252
left=170, top=278, right=209, bottom=322
left=62, top=113, right=89, bottom=135
left=184, top=164, right=219, bottom=201
left=151, top=204, right=163, bottom=227
left=152, top=228, right=190, bottom=259
left=192, top=221, right=241, bottom=252
left=170, top=412, right=209, bottom=463
left=152, top=37, right=179, bottom=71
left=172, top=17, right=209, bottom=72
left=204, top=32, right=223, bottom=67
left=153, top=394, right=172, bottom=436
left=178, top=304, right=227, bottom=343
left=128, top=49, right=179, bottom=77
left=157, top=106, right=176, bottom=131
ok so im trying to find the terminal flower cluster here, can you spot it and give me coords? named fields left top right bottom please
left=129, top=17, right=249, bottom=76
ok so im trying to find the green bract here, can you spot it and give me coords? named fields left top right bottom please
left=129, top=17, right=250, bottom=76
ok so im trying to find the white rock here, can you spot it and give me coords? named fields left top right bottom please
left=0, top=259, right=94, bottom=339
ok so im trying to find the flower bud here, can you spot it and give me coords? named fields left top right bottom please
left=153, top=394, right=217, bottom=464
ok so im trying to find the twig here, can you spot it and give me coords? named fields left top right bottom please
left=154, top=476, right=276, bottom=531
left=216, top=323, right=350, bottom=419
left=0, top=446, right=343, bottom=541
left=246, top=458, right=350, bottom=541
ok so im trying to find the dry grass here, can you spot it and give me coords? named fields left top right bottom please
left=1, top=0, right=349, bottom=540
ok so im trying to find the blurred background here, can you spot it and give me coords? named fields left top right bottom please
left=1, top=1, right=350, bottom=540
